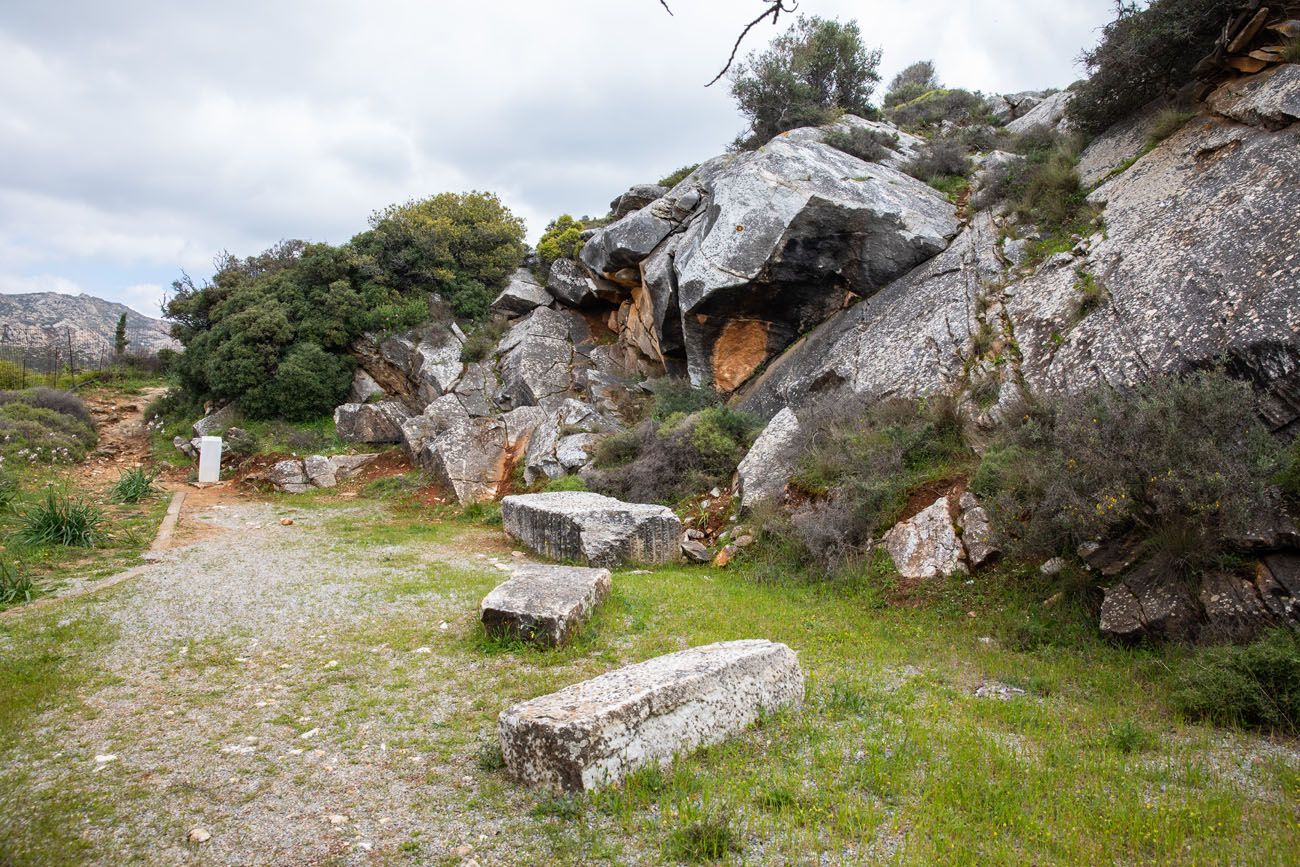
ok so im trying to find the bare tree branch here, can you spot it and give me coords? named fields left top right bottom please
left=706, top=1, right=798, bottom=87
left=659, top=0, right=673, bottom=14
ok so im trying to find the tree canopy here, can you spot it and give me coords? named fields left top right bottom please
left=729, top=15, right=882, bottom=149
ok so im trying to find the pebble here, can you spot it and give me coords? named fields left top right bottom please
left=94, top=754, right=117, bottom=765
left=328, top=814, right=348, bottom=825
left=510, top=551, right=525, bottom=559
left=438, top=622, right=449, bottom=631
left=300, top=728, right=320, bottom=740
left=187, top=828, right=211, bottom=844
left=412, top=646, right=432, bottom=654
left=280, top=518, right=295, bottom=526
left=451, top=844, right=474, bottom=858
left=324, top=660, right=338, bottom=669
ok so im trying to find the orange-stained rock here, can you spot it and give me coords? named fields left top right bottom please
left=711, top=319, right=773, bottom=393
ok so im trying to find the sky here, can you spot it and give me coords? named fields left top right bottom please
left=0, top=0, right=1116, bottom=318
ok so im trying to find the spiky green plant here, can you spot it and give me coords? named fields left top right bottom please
left=108, top=466, right=159, bottom=504
left=0, top=560, right=33, bottom=607
left=17, top=491, right=103, bottom=547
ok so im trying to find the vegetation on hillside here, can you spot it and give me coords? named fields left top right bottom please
left=535, top=214, right=586, bottom=278
left=1067, top=0, right=1230, bottom=135
left=164, top=192, right=525, bottom=421
left=730, top=16, right=882, bottom=148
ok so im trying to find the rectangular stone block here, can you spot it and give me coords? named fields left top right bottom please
left=498, top=639, right=803, bottom=792
left=500, top=491, right=682, bottom=567
left=480, top=564, right=611, bottom=648
left=197, top=436, right=222, bottom=483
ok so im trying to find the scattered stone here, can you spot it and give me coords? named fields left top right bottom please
left=501, top=492, right=682, bottom=567
left=480, top=565, right=613, bottom=649
left=958, top=492, right=998, bottom=568
left=883, top=497, right=967, bottom=580
left=329, top=453, right=379, bottom=479
left=304, top=455, right=337, bottom=489
left=300, top=728, right=319, bottom=740
left=681, top=540, right=711, bottom=563
left=974, top=681, right=1027, bottom=700
left=280, top=518, right=294, bottom=527
left=713, top=547, right=732, bottom=568
left=492, top=268, right=553, bottom=317
left=498, top=639, right=804, bottom=792
left=187, top=828, right=211, bottom=844
left=327, top=814, right=348, bottom=826
left=192, top=403, right=238, bottom=437
left=1039, top=557, right=1066, bottom=576
left=94, top=754, right=117, bottom=765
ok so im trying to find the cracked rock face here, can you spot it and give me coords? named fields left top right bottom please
left=1099, top=561, right=1201, bottom=642
left=492, top=268, right=553, bottom=317
left=497, top=307, right=576, bottom=408
left=883, top=496, right=967, bottom=580
left=334, top=400, right=411, bottom=444
left=501, top=492, right=682, bottom=567
left=498, top=639, right=804, bottom=792
left=480, top=564, right=612, bottom=648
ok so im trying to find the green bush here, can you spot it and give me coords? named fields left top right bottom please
left=730, top=15, right=882, bottom=148
left=1172, top=630, right=1300, bottom=734
left=977, top=369, right=1285, bottom=568
left=0, top=560, right=33, bottom=607
left=588, top=407, right=760, bottom=505
left=542, top=475, right=587, bottom=493
left=535, top=214, right=586, bottom=276
left=109, top=467, right=160, bottom=504
left=0, top=361, right=24, bottom=389
left=658, top=164, right=700, bottom=187
left=238, top=342, right=354, bottom=422
left=460, top=316, right=509, bottom=364
left=883, top=60, right=939, bottom=108
left=902, top=138, right=972, bottom=184
left=18, top=491, right=103, bottom=547
left=649, top=380, right=720, bottom=421
left=887, top=88, right=991, bottom=132
left=0, top=387, right=92, bottom=426
left=783, top=396, right=970, bottom=571
left=822, top=125, right=898, bottom=162
left=1067, top=0, right=1229, bottom=135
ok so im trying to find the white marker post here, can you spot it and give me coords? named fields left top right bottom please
left=198, top=436, right=223, bottom=484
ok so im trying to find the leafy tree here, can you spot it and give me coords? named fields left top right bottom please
left=535, top=215, right=586, bottom=276
left=730, top=15, right=882, bottom=148
left=113, top=313, right=129, bottom=357
left=883, top=60, right=939, bottom=108
left=351, top=191, right=526, bottom=318
left=1067, top=0, right=1230, bottom=135
left=238, top=342, right=354, bottom=422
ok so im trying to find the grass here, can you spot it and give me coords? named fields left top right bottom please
left=1146, top=108, right=1196, bottom=147
left=107, top=466, right=159, bottom=504
left=16, top=490, right=103, bottom=547
left=0, top=559, right=34, bottom=608
left=1, top=494, right=1297, bottom=863
left=1284, top=37, right=1300, bottom=64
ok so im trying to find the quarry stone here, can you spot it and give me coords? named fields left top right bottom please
left=735, top=407, right=802, bottom=511
left=480, top=564, right=612, bottom=648
left=498, top=639, right=804, bottom=792
left=501, top=492, right=682, bottom=567
left=334, top=400, right=411, bottom=444
left=883, top=497, right=967, bottom=580
left=492, top=269, right=553, bottom=317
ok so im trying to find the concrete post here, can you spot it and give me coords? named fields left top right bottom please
left=198, top=436, right=223, bottom=484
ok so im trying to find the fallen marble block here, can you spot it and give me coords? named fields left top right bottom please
left=500, top=492, right=681, bottom=567
left=498, top=639, right=804, bottom=792
left=480, top=564, right=612, bottom=648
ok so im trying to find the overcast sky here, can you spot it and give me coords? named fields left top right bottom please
left=0, top=0, right=1115, bottom=318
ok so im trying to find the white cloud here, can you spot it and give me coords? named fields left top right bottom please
left=0, top=0, right=1117, bottom=314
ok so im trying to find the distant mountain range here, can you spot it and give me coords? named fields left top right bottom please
left=0, top=292, right=178, bottom=362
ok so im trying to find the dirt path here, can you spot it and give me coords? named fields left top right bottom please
left=74, top=386, right=169, bottom=493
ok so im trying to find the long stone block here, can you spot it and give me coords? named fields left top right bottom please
left=500, top=492, right=682, bottom=567
left=498, top=639, right=804, bottom=792
left=480, top=564, right=612, bottom=648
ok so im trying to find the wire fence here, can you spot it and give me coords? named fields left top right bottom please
left=0, top=334, right=165, bottom=389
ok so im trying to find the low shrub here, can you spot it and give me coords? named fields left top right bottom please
left=460, top=316, right=509, bottom=363
left=1172, top=629, right=1300, bottom=734
left=887, top=88, right=991, bottom=132
left=1105, top=719, right=1157, bottom=753
left=823, top=126, right=898, bottom=162
left=535, top=215, right=586, bottom=276
left=664, top=814, right=742, bottom=863
left=1284, top=37, right=1300, bottom=64
left=0, top=560, right=34, bottom=607
left=18, top=491, right=103, bottom=547
left=1067, top=0, right=1230, bottom=135
left=902, top=138, right=972, bottom=182
left=0, top=401, right=98, bottom=465
left=0, top=470, right=18, bottom=508
left=109, top=467, right=160, bottom=504
left=0, top=387, right=92, bottom=426
left=976, top=369, right=1285, bottom=568
left=658, top=164, right=700, bottom=188
left=648, top=380, right=721, bottom=422
left=587, top=407, right=760, bottom=505
left=1146, top=107, right=1196, bottom=146
left=780, top=396, right=970, bottom=572
left=542, top=475, right=587, bottom=493
left=475, top=739, right=505, bottom=771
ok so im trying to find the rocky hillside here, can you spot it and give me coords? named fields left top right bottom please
left=0, top=292, right=177, bottom=359
left=317, top=54, right=1299, bottom=645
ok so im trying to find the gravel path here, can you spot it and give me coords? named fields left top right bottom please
left=4, top=498, right=553, bottom=866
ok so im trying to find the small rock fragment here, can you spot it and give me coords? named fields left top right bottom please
left=187, top=828, right=211, bottom=844
left=280, top=518, right=294, bottom=526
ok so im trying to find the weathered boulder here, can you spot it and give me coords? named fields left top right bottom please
left=1199, top=571, right=1276, bottom=643
left=192, top=403, right=237, bottom=437
left=546, top=258, right=600, bottom=307
left=498, top=639, right=803, bottom=792
left=334, top=400, right=411, bottom=444
left=492, top=269, right=553, bottom=317
left=1008, top=76, right=1300, bottom=434
left=347, top=369, right=386, bottom=405
left=609, top=183, right=668, bottom=220
left=1004, top=89, right=1072, bottom=135
left=523, top=399, right=620, bottom=484
left=268, top=459, right=311, bottom=494
left=783, top=114, right=926, bottom=169
left=883, top=496, right=967, bottom=580
left=959, top=492, right=998, bottom=569
left=673, top=137, right=959, bottom=392
left=1076, top=99, right=1169, bottom=187
left=303, top=455, right=336, bottom=488
left=1207, top=64, right=1300, bottom=131
left=736, top=407, right=802, bottom=511
left=451, top=360, right=502, bottom=418
left=681, top=539, right=711, bottom=563
left=497, top=307, right=575, bottom=408
left=329, top=453, right=379, bottom=479
left=1099, top=561, right=1201, bottom=642
left=420, top=407, right=544, bottom=505
left=480, top=564, right=612, bottom=648
left=737, top=212, right=999, bottom=419
left=399, top=393, right=470, bottom=458
left=580, top=208, right=678, bottom=276
left=173, top=436, right=199, bottom=459
left=990, top=90, right=1046, bottom=124
left=501, top=492, right=682, bottom=567
left=1256, top=553, right=1300, bottom=623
